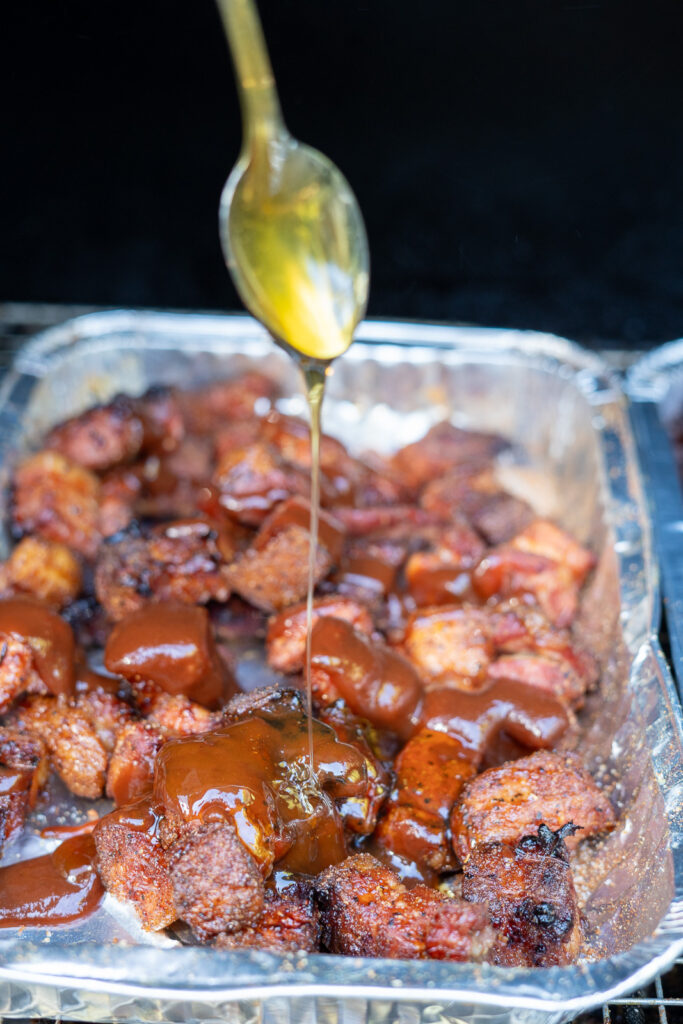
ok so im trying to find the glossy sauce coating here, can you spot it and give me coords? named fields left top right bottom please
left=0, top=834, right=103, bottom=928
left=104, top=603, right=233, bottom=708
left=0, top=597, right=75, bottom=695
left=421, top=680, right=569, bottom=763
left=155, top=708, right=367, bottom=875
left=310, top=618, right=423, bottom=740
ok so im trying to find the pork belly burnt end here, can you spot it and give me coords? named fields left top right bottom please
left=402, top=606, right=494, bottom=689
left=94, top=800, right=177, bottom=931
left=168, top=820, right=265, bottom=941
left=267, top=595, right=373, bottom=674
left=45, top=395, right=146, bottom=471
left=373, top=729, right=475, bottom=875
left=12, top=451, right=102, bottom=559
left=451, top=749, right=615, bottom=861
left=0, top=537, right=82, bottom=609
left=214, top=884, right=320, bottom=953
left=462, top=825, right=581, bottom=966
left=106, top=721, right=166, bottom=806
left=95, top=520, right=233, bottom=621
left=226, top=525, right=333, bottom=612
left=15, top=696, right=108, bottom=799
left=316, top=853, right=492, bottom=960
left=0, top=728, right=48, bottom=847
left=391, top=421, right=507, bottom=491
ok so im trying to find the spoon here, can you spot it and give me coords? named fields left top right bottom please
left=215, top=0, right=369, bottom=362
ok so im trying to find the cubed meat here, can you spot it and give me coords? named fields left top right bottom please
left=167, top=820, right=265, bottom=941
left=45, top=395, right=145, bottom=471
left=462, top=825, right=581, bottom=966
left=391, top=422, right=506, bottom=491
left=310, top=617, right=423, bottom=740
left=487, top=652, right=588, bottom=707
left=373, top=729, right=474, bottom=875
left=267, top=596, right=373, bottom=674
left=94, top=799, right=177, bottom=930
left=315, top=853, right=492, bottom=960
left=178, top=374, right=278, bottom=433
left=106, top=720, right=166, bottom=806
left=95, top=519, right=233, bottom=622
left=0, top=728, right=49, bottom=847
left=511, top=521, right=595, bottom=583
left=212, top=441, right=308, bottom=527
left=215, top=884, right=320, bottom=952
left=226, top=524, right=333, bottom=613
left=402, top=606, right=494, bottom=689
left=12, top=451, right=102, bottom=559
left=74, top=686, right=134, bottom=752
left=15, top=695, right=108, bottom=799
left=473, top=547, right=580, bottom=628
left=451, top=749, right=615, bottom=862
left=0, top=634, right=47, bottom=712
left=0, top=537, right=82, bottom=609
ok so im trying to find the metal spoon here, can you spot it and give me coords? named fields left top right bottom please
left=215, top=0, right=369, bottom=362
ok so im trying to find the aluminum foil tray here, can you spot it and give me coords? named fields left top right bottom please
left=0, top=311, right=682, bottom=1024
left=627, top=344, right=683, bottom=693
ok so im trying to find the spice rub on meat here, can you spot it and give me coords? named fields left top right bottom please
left=316, top=853, right=493, bottom=960
left=451, top=749, right=615, bottom=862
left=0, top=373, right=614, bottom=966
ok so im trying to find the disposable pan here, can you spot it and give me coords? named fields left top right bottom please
left=0, top=311, right=682, bottom=1024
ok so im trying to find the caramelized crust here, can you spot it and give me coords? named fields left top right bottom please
left=402, top=606, right=494, bottom=689
left=15, top=695, right=108, bottom=799
left=267, top=596, right=373, bottom=674
left=167, top=821, right=265, bottom=941
left=178, top=374, right=278, bottom=433
left=462, top=827, right=581, bottom=966
left=1, top=537, right=82, bottom=609
left=213, top=441, right=308, bottom=527
left=391, top=421, right=506, bottom=490
left=316, top=853, right=492, bottom=960
left=94, top=801, right=176, bottom=931
left=106, top=721, right=166, bottom=806
left=0, top=635, right=46, bottom=713
left=95, top=519, right=232, bottom=621
left=12, top=451, right=102, bottom=559
left=0, top=728, right=49, bottom=846
left=215, top=885, right=320, bottom=952
left=226, top=524, right=333, bottom=613
left=74, top=687, right=134, bottom=752
left=451, top=750, right=615, bottom=861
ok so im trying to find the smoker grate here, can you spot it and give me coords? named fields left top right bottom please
left=0, top=302, right=679, bottom=1024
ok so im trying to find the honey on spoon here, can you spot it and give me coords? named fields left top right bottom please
left=216, top=0, right=369, bottom=768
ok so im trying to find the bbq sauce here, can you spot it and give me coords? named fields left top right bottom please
left=0, top=597, right=75, bottom=696
left=155, top=707, right=366, bottom=875
left=0, top=834, right=103, bottom=928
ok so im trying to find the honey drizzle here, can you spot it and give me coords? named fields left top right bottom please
left=302, top=360, right=329, bottom=774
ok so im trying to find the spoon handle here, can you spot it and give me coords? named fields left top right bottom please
left=215, top=0, right=285, bottom=147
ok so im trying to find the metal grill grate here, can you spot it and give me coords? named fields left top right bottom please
left=0, top=302, right=679, bottom=1024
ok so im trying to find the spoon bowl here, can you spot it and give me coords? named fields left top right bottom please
left=216, top=0, right=369, bottom=362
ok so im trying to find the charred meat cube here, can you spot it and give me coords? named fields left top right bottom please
left=310, top=617, right=423, bottom=740
left=45, top=395, right=145, bottom=471
left=106, top=720, right=166, bottom=806
left=334, top=505, right=441, bottom=538
left=267, top=596, right=373, bottom=674
left=402, top=606, right=494, bottom=690
left=316, top=702, right=391, bottom=837
left=212, top=440, right=309, bottom=527
left=104, top=603, right=236, bottom=709
left=74, top=685, right=134, bottom=752
left=316, top=853, right=492, bottom=960
left=391, top=422, right=506, bottom=491
left=462, top=825, right=581, bottom=966
left=226, top=524, right=333, bottom=613
left=465, top=491, right=536, bottom=545
left=167, top=820, right=265, bottom=942
left=487, top=652, right=588, bottom=707
left=94, top=798, right=177, bottom=930
left=451, top=749, right=615, bottom=862
left=12, top=451, right=102, bottom=559
left=0, top=598, right=76, bottom=711
left=214, top=883, right=320, bottom=952
left=257, top=497, right=346, bottom=562
left=0, top=537, right=82, bottom=609
left=0, top=728, right=49, bottom=847
left=373, top=729, right=475, bottom=875
left=95, top=519, right=233, bottom=622
left=15, top=695, right=108, bottom=799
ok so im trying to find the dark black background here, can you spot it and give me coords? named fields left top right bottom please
left=3, top=0, right=683, bottom=345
